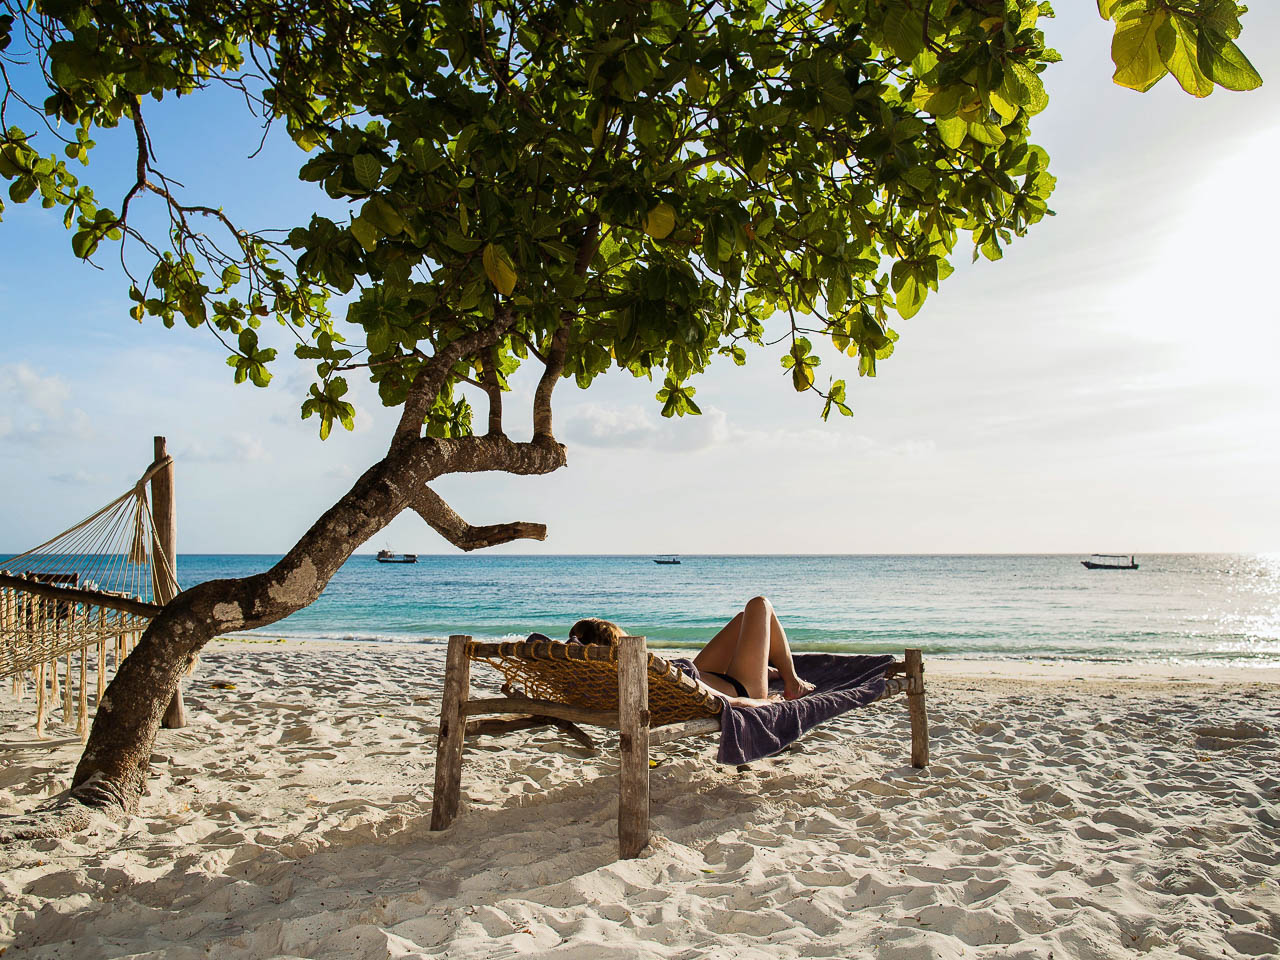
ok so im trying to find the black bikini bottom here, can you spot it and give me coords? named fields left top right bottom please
left=705, top=670, right=749, bottom=698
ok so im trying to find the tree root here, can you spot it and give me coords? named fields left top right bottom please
left=0, top=783, right=124, bottom=844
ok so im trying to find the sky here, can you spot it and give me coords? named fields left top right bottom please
left=1, top=6, right=1278, bottom=556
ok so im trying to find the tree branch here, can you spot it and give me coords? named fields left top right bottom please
left=392, top=308, right=517, bottom=447
left=410, top=485, right=547, bottom=551
left=482, top=344, right=503, bottom=436
left=532, top=322, right=569, bottom=439
left=528, top=214, right=599, bottom=439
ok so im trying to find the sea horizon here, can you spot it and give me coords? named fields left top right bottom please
left=99, top=552, right=1280, bottom=669
left=4, top=552, right=1276, bottom=667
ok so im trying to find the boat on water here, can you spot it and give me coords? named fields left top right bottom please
left=1081, top=554, right=1139, bottom=570
left=653, top=556, right=682, bottom=565
left=376, top=549, right=418, bottom=564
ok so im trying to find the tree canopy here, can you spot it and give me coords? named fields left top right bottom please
left=2, top=1, right=1260, bottom=440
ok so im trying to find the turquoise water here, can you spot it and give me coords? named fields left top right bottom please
left=143, top=554, right=1280, bottom=666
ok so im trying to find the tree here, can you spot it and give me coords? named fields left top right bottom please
left=0, top=0, right=1260, bottom=838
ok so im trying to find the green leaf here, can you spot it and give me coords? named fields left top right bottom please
left=644, top=203, right=676, bottom=239
left=71, top=229, right=97, bottom=258
left=350, top=215, right=379, bottom=252
left=1197, top=37, right=1262, bottom=92
left=483, top=242, right=517, bottom=295
left=686, top=66, right=709, bottom=100
left=352, top=153, right=381, bottom=190
left=881, top=6, right=924, bottom=63
left=1111, top=10, right=1167, bottom=92
left=936, top=116, right=967, bottom=149
left=1003, top=63, right=1049, bottom=115
left=8, top=177, right=36, bottom=204
left=1157, top=15, right=1214, bottom=98
left=363, top=196, right=406, bottom=236
left=967, top=122, right=1006, bottom=146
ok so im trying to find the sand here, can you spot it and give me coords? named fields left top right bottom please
left=1, top=640, right=1277, bottom=959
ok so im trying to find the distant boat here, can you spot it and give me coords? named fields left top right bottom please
left=376, top=549, right=418, bottom=564
left=653, top=556, right=682, bottom=565
left=1081, top=554, right=1139, bottom=570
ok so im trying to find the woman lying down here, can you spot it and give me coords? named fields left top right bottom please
left=567, top=595, right=815, bottom=709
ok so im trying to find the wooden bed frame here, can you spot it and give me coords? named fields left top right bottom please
left=429, top=634, right=927, bottom=858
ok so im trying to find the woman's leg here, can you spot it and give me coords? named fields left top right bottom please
left=691, top=612, right=743, bottom=675
left=764, top=604, right=814, bottom=700
left=694, top=597, right=815, bottom=700
left=722, top=596, right=774, bottom=698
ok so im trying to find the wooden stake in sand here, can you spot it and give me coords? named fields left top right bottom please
left=905, top=647, right=928, bottom=768
left=78, top=643, right=88, bottom=742
left=151, top=436, right=186, bottom=729
left=430, top=634, right=473, bottom=831
left=35, top=661, right=45, bottom=739
left=63, top=650, right=74, bottom=721
left=617, top=634, right=651, bottom=859
left=97, top=607, right=107, bottom=705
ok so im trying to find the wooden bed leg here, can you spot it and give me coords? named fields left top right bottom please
left=430, top=634, right=472, bottom=831
left=905, top=648, right=928, bottom=768
left=617, top=634, right=650, bottom=859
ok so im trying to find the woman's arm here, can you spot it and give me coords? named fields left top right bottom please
left=726, top=694, right=782, bottom=709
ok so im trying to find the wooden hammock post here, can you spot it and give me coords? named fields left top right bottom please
left=78, top=639, right=88, bottom=741
left=35, top=662, right=45, bottom=738
left=63, top=650, right=73, bottom=721
left=48, top=608, right=59, bottom=710
left=430, top=634, right=472, bottom=831
left=2, top=583, right=15, bottom=698
left=905, top=648, right=928, bottom=768
left=96, top=607, right=107, bottom=705
left=152, top=436, right=186, bottom=729
left=617, top=634, right=651, bottom=859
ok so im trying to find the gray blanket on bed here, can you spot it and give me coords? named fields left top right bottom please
left=669, top=653, right=898, bottom=765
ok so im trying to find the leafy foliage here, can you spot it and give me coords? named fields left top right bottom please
left=0, top=1, right=1261, bottom=440
left=1100, top=1, right=1261, bottom=95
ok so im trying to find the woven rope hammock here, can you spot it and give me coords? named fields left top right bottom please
left=1, top=446, right=179, bottom=740
left=471, top=638, right=723, bottom=726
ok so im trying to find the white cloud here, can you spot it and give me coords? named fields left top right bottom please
left=49, top=469, right=111, bottom=486
left=725, top=422, right=932, bottom=460
left=179, top=432, right=271, bottom=464
left=0, top=363, right=93, bottom=446
left=0, top=363, right=70, bottom=417
left=564, top=402, right=731, bottom=452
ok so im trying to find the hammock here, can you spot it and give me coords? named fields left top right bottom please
left=1, top=445, right=179, bottom=740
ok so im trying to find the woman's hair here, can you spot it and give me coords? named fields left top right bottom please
left=568, top=618, right=625, bottom=647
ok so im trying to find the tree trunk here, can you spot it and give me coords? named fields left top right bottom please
left=0, top=432, right=565, bottom=841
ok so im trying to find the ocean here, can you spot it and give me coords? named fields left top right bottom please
left=154, top=553, right=1280, bottom=667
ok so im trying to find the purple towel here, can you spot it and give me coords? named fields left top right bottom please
left=670, top=653, right=897, bottom=765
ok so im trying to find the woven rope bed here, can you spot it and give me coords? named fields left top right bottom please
left=430, top=635, right=928, bottom=859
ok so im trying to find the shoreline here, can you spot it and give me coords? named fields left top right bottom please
left=3, top=639, right=1277, bottom=958
left=222, top=632, right=1280, bottom=675
left=220, top=633, right=1280, bottom=680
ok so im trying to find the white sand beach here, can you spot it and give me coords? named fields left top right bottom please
left=1, top=640, right=1277, bottom=959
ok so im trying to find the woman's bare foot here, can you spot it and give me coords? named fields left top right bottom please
left=784, top=677, right=816, bottom=700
